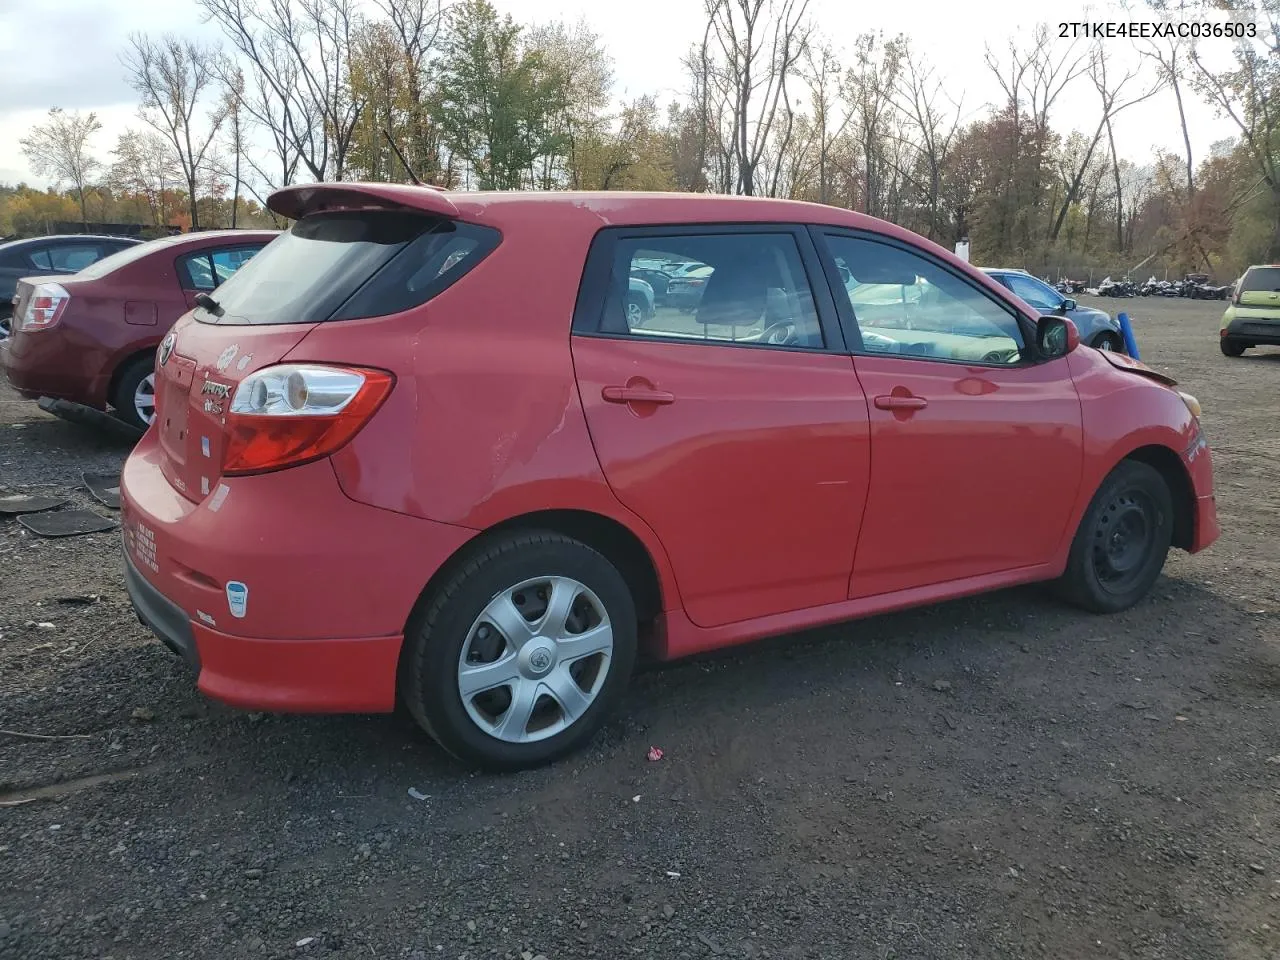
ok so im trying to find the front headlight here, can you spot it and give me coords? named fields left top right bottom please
left=1178, top=391, right=1202, bottom=419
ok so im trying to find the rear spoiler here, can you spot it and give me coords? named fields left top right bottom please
left=267, top=182, right=459, bottom=222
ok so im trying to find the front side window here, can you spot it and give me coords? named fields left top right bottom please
left=825, top=235, right=1026, bottom=365
left=598, top=233, right=825, bottom=350
left=1002, top=273, right=1062, bottom=312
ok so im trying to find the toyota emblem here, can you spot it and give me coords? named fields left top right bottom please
left=159, top=332, right=176, bottom=367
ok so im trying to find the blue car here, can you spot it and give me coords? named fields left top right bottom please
left=981, top=268, right=1126, bottom=352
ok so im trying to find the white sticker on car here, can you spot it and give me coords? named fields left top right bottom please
left=208, top=484, right=230, bottom=512
left=201, top=476, right=210, bottom=496
left=225, top=581, right=249, bottom=618
left=201, top=436, right=211, bottom=458
left=197, top=610, right=217, bottom=627
left=216, top=344, right=239, bottom=372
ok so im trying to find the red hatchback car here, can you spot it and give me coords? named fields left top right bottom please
left=119, top=184, right=1219, bottom=770
left=3, top=230, right=276, bottom=428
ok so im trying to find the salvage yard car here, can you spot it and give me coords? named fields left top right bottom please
left=1, top=229, right=276, bottom=429
left=0, top=233, right=142, bottom=339
left=119, top=184, right=1219, bottom=771
left=1219, top=264, right=1280, bottom=356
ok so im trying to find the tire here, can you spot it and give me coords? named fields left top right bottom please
left=1092, top=333, right=1123, bottom=353
left=0, top=306, right=11, bottom=342
left=624, top=295, right=648, bottom=329
left=398, top=531, right=638, bottom=771
left=1054, top=460, right=1173, bottom=614
left=1220, top=337, right=1246, bottom=357
left=111, top=354, right=157, bottom=430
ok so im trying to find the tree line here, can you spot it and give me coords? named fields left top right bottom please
left=5, top=0, right=1278, bottom=280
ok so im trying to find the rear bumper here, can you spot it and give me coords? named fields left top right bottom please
left=1223, top=318, right=1280, bottom=345
left=119, top=433, right=478, bottom=713
left=1, top=330, right=110, bottom=406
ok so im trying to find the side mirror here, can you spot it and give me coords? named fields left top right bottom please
left=1060, top=297, right=1077, bottom=312
left=1036, top=315, right=1079, bottom=359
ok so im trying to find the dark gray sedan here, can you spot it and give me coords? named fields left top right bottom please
left=981, top=268, right=1125, bottom=352
left=0, top=234, right=142, bottom=340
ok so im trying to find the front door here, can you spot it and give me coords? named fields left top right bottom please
left=817, top=230, right=1084, bottom=599
left=571, top=227, right=871, bottom=629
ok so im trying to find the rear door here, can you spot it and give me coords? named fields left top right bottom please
left=815, top=229, right=1084, bottom=599
left=571, top=225, right=871, bottom=629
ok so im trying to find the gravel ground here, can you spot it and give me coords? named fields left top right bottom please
left=2, top=296, right=1279, bottom=960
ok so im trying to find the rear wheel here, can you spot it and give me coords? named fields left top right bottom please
left=1054, top=460, right=1173, bottom=614
left=399, top=532, right=638, bottom=770
left=111, top=354, right=157, bottom=430
left=1220, top=337, right=1247, bottom=357
left=0, top=305, right=11, bottom=342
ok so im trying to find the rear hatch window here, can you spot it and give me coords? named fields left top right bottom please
left=195, top=210, right=500, bottom=326
left=1240, top=267, right=1280, bottom=306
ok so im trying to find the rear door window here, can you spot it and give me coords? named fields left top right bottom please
left=178, top=245, right=266, bottom=291
left=584, top=232, right=826, bottom=350
left=27, top=248, right=53, bottom=270
left=195, top=211, right=500, bottom=325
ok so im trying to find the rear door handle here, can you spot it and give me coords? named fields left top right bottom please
left=602, top=386, right=675, bottom=405
left=874, top=394, right=928, bottom=411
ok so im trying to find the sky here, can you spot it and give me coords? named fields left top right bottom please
left=0, top=0, right=1249, bottom=188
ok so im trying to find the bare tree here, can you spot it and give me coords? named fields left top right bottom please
left=800, top=41, right=849, bottom=204
left=198, top=0, right=365, bottom=182
left=893, top=43, right=963, bottom=241
left=373, top=0, right=449, bottom=182
left=843, top=33, right=903, bottom=218
left=123, top=34, right=228, bottom=229
left=19, top=108, right=103, bottom=227
left=700, top=0, right=811, bottom=196
left=1049, top=44, right=1163, bottom=242
left=1137, top=2, right=1195, bottom=200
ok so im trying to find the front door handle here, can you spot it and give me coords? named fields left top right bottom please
left=602, top=385, right=675, bottom=405
left=874, top=394, right=928, bottom=411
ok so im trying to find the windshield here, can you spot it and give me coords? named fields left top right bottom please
left=1241, top=267, right=1280, bottom=293
left=196, top=210, right=500, bottom=325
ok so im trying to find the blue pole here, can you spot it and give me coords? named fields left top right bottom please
left=1117, top=310, right=1140, bottom=359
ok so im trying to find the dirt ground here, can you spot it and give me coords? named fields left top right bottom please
left=2, top=295, right=1279, bottom=960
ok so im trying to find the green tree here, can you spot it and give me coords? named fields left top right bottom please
left=432, top=0, right=568, bottom=190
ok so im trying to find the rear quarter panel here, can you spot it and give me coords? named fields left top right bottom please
left=1053, top=345, right=1199, bottom=565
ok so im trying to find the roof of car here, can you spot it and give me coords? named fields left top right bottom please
left=0, top=234, right=145, bottom=249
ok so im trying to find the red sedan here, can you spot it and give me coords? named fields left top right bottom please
left=2, top=229, right=277, bottom=428
left=118, top=185, right=1218, bottom=770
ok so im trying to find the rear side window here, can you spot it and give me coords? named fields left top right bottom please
left=179, top=245, right=266, bottom=291
left=28, top=248, right=52, bottom=270
left=48, top=244, right=104, bottom=271
left=1241, top=267, right=1280, bottom=293
left=197, top=211, right=500, bottom=325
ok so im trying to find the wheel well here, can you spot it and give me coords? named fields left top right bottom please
left=107, top=348, right=156, bottom=404
left=1092, top=330, right=1123, bottom=348
left=406, top=509, right=664, bottom=637
left=1123, top=444, right=1194, bottom=550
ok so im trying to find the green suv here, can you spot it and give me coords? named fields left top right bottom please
left=1221, top=264, right=1280, bottom=356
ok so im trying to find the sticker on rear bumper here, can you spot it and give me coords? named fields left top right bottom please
left=226, top=581, right=248, bottom=618
left=207, top=484, right=230, bottom=512
left=197, top=610, right=217, bottom=627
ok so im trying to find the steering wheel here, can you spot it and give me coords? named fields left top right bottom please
left=759, top=319, right=798, bottom=346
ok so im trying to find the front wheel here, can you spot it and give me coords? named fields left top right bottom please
left=1054, top=460, right=1173, bottom=614
left=398, top=532, right=638, bottom=770
left=1092, top=333, right=1123, bottom=352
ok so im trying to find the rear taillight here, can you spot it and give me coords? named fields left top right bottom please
left=222, top=364, right=394, bottom=475
left=20, top=283, right=70, bottom=331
